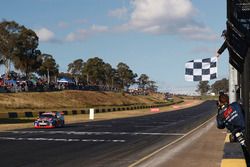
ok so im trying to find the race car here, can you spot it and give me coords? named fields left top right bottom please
left=34, top=112, right=65, bottom=128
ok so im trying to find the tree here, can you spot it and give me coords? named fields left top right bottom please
left=67, top=59, right=84, bottom=85
left=196, top=81, right=210, bottom=96
left=0, top=20, right=25, bottom=74
left=116, top=62, right=137, bottom=90
left=138, top=74, right=149, bottom=89
left=82, top=57, right=106, bottom=85
left=103, top=63, right=115, bottom=88
left=13, top=50, right=42, bottom=77
left=211, top=78, right=229, bottom=94
left=37, top=54, right=59, bottom=83
left=147, top=80, right=158, bottom=92
left=110, top=68, right=121, bottom=90
left=0, top=20, right=41, bottom=78
left=58, top=72, right=74, bottom=80
left=12, top=28, right=41, bottom=77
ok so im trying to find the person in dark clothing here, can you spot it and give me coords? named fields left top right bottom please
left=216, top=93, right=245, bottom=144
left=216, top=30, right=228, bottom=57
left=217, top=41, right=227, bottom=56
left=216, top=93, right=250, bottom=165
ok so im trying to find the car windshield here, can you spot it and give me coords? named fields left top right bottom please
left=39, top=114, right=55, bottom=119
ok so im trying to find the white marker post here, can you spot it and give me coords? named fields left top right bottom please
left=89, top=108, right=94, bottom=120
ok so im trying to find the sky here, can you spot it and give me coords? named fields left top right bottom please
left=0, top=0, right=229, bottom=94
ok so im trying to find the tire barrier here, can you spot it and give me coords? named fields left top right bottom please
left=0, top=101, right=184, bottom=119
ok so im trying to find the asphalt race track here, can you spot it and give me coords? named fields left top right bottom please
left=0, top=101, right=217, bottom=167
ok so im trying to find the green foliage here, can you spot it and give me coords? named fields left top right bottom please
left=103, top=63, right=116, bottom=87
left=137, top=74, right=158, bottom=92
left=13, top=50, right=42, bottom=77
left=196, top=81, right=210, bottom=96
left=53, top=56, right=156, bottom=92
left=147, top=80, right=158, bottom=92
left=0, top=21, right=26, bottom=72
left=0, top=20, right=155, bottom=90
left=37, top=54, right=59, bottom=77
left=82, top=57, right=106, bottom=85
left=58, top=72, right=74, bottom=80
left=68, top=59, right=84, bottom=75
left=138, top=74, right=149, bottom=89
left=116, top=62, right=137, bottom=89
left=12, top=29, right=41, bottom=76
left=211, top=78, right=229, bottom=94
left=0, top=20, right=44, bottom=77
left=68, top=59, right=84, bottom=84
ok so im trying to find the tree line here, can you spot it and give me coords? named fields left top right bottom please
left=0, top=20, right=157, bottom=92
left=196, top=78, right=229, bottom=95
left=64, top=57, right=157, bottom=91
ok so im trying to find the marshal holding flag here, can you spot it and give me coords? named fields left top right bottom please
left=185, top=57, right=218, bottom=82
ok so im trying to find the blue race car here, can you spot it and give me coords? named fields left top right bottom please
left=34, top=112, right=65, bottom=128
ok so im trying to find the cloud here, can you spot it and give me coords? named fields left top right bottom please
left=130, top=0, right=195, bottom=27
left=178, top=25, right=218, bottom=41
left=63, top=0, right=216, bottom=42
left=190, top=46, right=217, bottom=55
left=91, top=25, right=109, bottom=32
left=57, top=19, right=88, bottom=30
left=74, top=19, right=88, bottom=24
left=108, top=7, right=128, bottom=19
left=58, top=21, right=69, bottom=29
left=117, top=0, right=216, bottom=41
left=65, top=29, right=88, bottom=42
left=35, top=28, right=55, bottom=42
left=65, top=25, right=109, bottom=42
left=65, top=32, right=77, bottom=42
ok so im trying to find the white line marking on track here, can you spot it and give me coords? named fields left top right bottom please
left=4, top=131, right=185, bottom=136
left=0, top=137, right=125, bottom=143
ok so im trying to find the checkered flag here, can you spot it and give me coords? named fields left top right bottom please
left=185, top=57, right=218, bottom=82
